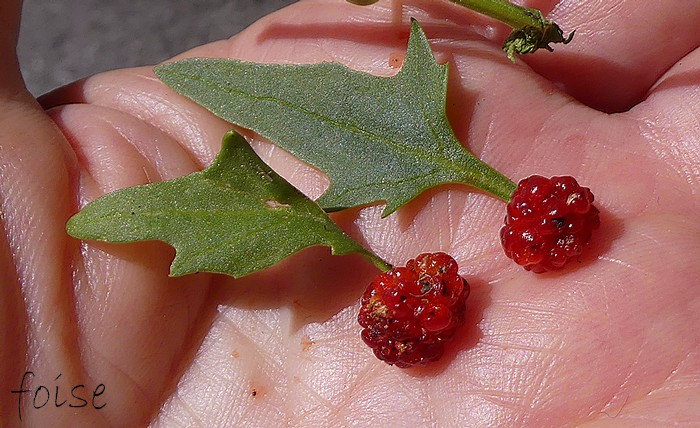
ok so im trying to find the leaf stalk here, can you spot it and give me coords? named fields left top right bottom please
left=448, top=0, right=543, bottom=29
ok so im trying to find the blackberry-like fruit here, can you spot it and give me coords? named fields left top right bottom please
left=500, top=175, right=600, bottom=273
left=357, top=252, right=469, bottom=368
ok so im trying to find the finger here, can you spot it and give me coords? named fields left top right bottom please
left=42, top=103, right=216, bottom=425
left=0, top=6, right=92, bottom=419
left=626, top=46, right=700, bottom=191
left=1, top=11, right=215, bottom=424
left=0, top=1, right=30, bottom=400
left=0, top=96, right=113, bottom=424
left=521, top=0, right=700, bottom=113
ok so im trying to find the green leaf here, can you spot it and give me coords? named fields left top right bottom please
left=66, top=132, right=390, bottom=277
left=155, top=19, right=516, bottom=217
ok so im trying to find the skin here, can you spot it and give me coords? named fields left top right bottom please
left=1, top=0, right=698, bottom=425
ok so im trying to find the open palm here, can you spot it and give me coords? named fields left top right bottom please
left=1, top=0, right=698, bottom=425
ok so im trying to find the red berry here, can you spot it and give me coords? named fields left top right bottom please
left=501, top=175, right=600, bottom=273
left=357, top=252, right=470, bottom=368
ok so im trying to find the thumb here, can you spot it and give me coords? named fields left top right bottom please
left=0, top=0, right=26, bottom=96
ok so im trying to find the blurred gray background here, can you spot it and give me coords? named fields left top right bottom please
left=17, top=0, right=295, bottom=96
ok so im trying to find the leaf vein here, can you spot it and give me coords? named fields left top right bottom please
left=162, top=68, right=475, bottom=177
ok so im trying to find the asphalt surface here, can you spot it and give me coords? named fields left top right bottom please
left=17, top=0, right=295, bottom=96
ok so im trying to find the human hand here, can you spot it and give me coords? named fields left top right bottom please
left=1, top=0, right=698, bottom=425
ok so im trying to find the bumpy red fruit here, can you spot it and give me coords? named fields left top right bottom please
left=357, top=252, right=469, bottom=368
left=500, top=175, right=600, bottom=273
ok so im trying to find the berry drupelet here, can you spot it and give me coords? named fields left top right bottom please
left=500, top=175, right=600, bottom=273
left=357, top=252, right=469, bottom=368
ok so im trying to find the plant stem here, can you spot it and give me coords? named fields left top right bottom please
left=345, top=0, right=572, bottom=60
left=446, top=0, right=574, bottom=60
left=447, top=0, right=542, bottom=29
left=468, top=159, right=517, bottom=202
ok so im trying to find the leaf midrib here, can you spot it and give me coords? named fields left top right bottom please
left=85, top=207, right=331, bottom=227
left=160, top=67, right=475, bottom=181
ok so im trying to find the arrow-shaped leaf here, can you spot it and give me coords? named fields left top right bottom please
left=67, top=132, right=390, bottom=277
left=155, top=19, right=515, bottom=217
